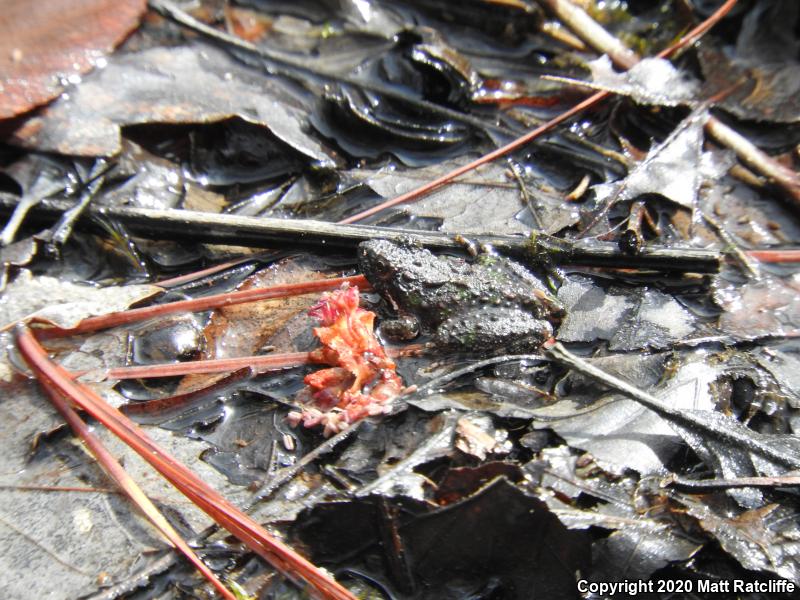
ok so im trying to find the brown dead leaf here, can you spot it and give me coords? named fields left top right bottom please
left=177, top=257, right=329, bottom=392
left=0, top=0, right=146, bottom=119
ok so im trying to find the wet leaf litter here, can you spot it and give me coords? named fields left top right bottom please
left=1, top=1, right=800, bottom=599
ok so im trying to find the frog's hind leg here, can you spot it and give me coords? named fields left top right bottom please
left=434, top=306, right=552, bottom=354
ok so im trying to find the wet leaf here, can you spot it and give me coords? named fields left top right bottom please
left=0, top=270, right=161, bottom=329
left=715, top=274, right=800, bottom=340
left=293, top=477, right=590, bottom=599
left=557, top=276, right=696, bottom=351
left=0, top=0, right=146, bottom=119
left=454, top=414, right=510, bottom=460
left=353, top=411, right=460, bottom=500
left=592, top=109, right=734, bottom=210
left=552, top=55, right=700, bottom=107
left=11, top=44, right=336, bottom=164
left=591, top=529, right=701, bottom=581
left=353, top=158, right=579, bottom=234
left=680, top=495, right=800, bottom=583
left=751, top=347, right=800, bottom=411
left=532, top=352, right=717, bottom=475
left=177, top=257, right=328, bottom=393
left=699, top=1, right=800, bottom=123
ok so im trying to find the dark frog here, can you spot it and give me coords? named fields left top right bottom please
left=357, top=239, right=564, bottom=353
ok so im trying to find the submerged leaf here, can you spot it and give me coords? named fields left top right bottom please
left=680, top=495, right=800, bottom=583
left=293, top=478, right=590, bottom=599
left=715, top=274, right=800, bottom=340
left=592, top=109, right=733, bottom=210
left=532, top=352, right=717, bottom=475
left=0, top=270, right=161, bottom=329
left=11, top=44, right=336, bottom=164
left=699, top=1, right=800, bottom=123
left=557, top=276, right=696, bottom=351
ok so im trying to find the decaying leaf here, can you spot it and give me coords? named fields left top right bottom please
left=680, top=495, right=800, bottom=583
left=0, top=0, right=146, bottom=119
left=592, top=109, right=733, bottom=210
left=10, top=44, right=336, bottom=165
left=557, top=276, right=696, bottom=350
left=549, top=55, right=700, bottom=107
left=531, top=352, right=717, bottom=475
left=352, top=158, right=580, bottom=234
left=715, top=274, right=800, bottom=340
left=0, top=270, right=161, bottom=330
left=699, top=0, right=800, bottom=123
left=293, top=477, right=590, bottom=599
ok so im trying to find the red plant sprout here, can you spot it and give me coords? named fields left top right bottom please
left=288, top=285, right=405, bottom=436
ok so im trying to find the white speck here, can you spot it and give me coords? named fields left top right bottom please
left=73, top=508, right=93, bottom=534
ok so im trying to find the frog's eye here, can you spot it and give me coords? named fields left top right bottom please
left=374, top=259, right=389, bottom=273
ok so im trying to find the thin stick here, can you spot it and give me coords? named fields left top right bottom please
left=16, top=326, right=357, bottom=600
left=543, top=340, right=800, bottom=470
left=36, top=374, right=237, bottom=600
left=250, top=422, right=363, bottom=504
left=665, top=473, right=800, bottom=490
left=0, top=194, right=724, bottom=273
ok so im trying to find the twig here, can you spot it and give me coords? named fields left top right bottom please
left=704, top=117, right=800, bottom=204
left=413, top=353, right=545, bottom=395
left=249, top=421, right=364, bottom=504
left=702, top=212, right=760, bottom=278
left=0, top=194, right=724, bottom=273
left=664, top=473, right=800, bottom=490
left=46, top=160, right=113, bottom=249
left=536, top=0, right=640, bottom=68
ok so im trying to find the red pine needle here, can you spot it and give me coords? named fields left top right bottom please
left=38, top=275, right=369, bottom=338
left=35, top=373, right=238, bottom=600
left=106, top=351, right=313, bottom=379
left=16, top=326, right=357, bottom=600
left=747, top=249, right=800, bottom=263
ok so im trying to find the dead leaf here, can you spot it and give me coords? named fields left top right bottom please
left=592, top=109, right=734, bottom=210
left=715, top=274, right=800, bottom=339
left=549, top=55, right=700, bottom=107
left=0, top=0, right=146, bottom=119
left=0, top=270, right=161, bottom=330
left=11, top=44, right=337, bottom=164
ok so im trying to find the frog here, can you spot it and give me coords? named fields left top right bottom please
left=357, top=239, right=564, bottom=353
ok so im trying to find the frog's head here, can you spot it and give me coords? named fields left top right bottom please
left=357, top=239, right=406, bottom=286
